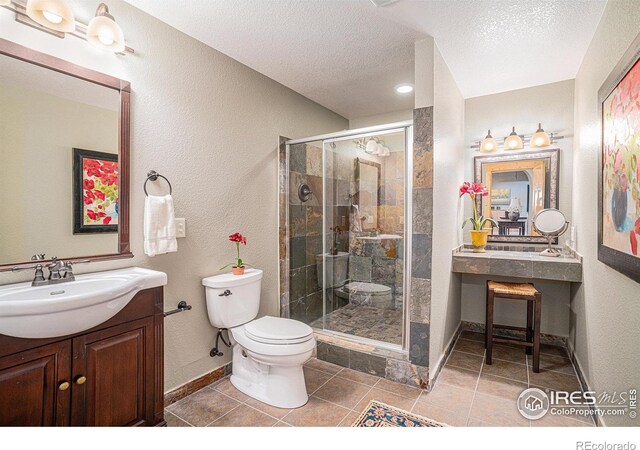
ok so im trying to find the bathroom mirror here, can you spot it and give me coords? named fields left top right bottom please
left=474, top=149, right=559, bottom=243
left=354, top=158, right=381, bottom=231
left=0, top=39, right=131, bottom=270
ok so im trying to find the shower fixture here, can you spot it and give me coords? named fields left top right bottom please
left=298, top=183, right=312, bottom=202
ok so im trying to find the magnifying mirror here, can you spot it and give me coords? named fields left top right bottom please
left=532, top=208, right=569, bottom=257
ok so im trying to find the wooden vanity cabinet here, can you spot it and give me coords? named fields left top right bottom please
left=0, top=287, right=164, bottom=427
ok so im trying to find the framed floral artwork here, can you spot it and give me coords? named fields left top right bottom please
left=73, top=148, right=119, bottom=234
left=598, top=32, right=640, bottom=283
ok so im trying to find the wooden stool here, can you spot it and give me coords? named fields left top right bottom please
left=485, top=281, right=542, bottom=372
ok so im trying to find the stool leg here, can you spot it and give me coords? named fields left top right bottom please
left=486, top=287, right=494, bottom=365
left=533, top=292, right=542, bottom=373
left=526, top=300, right=533, bottom=356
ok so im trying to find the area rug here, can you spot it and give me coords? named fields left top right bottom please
left=352, top=400, right=448, bottom=427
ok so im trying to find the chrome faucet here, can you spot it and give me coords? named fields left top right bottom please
left=12, top=256, right=90, bottom=286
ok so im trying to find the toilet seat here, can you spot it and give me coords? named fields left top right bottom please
left=244, top=316, right=313, bottom=345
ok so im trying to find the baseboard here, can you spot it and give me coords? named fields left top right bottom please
left=428, top=323, right=463, bottom=389
left=461, top=320, right=567, bottom=347
left=566, top=341, right=602, bottom=427
left=164, top=362, right=232, bottom=406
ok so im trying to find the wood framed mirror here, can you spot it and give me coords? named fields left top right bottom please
left=474, top=149, right=560, bottom=243
left=0, top=38, right=131, bottom=270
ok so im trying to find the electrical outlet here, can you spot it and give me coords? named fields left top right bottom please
left=175, top=218, right=186, bottom=238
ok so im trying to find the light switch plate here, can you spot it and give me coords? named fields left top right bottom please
left=175, top=218, right=186, bottom=238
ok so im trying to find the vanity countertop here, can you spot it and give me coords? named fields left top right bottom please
left=452, top=249, right=582, bottom=282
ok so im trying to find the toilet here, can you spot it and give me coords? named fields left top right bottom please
left=202, top=269, right=315, bottom=408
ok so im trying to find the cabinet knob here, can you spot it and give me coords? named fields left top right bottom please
left=75, top=376, right=87, bottom=385
left=58, top=381, right=70, bottom=391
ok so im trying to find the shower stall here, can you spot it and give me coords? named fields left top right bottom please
left=281, top=122, right=413, bottom=350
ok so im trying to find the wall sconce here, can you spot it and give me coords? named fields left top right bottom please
left=530, top=123, right=551, bottom=148
left=86, top=3, right=125, bottom=53
left=480, top=130, right=497, bottom=153
left=360, top=138, right=390, bottom=157
left=26, top=0, right=75, bottom=32
left=504, top=127, right=524, bottom=150
left=2, top=0, right=134, bottom=55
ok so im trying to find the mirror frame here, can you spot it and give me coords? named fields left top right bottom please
left=0, top=38, right=132, bottom=270
left=473, top=148, right=560, bottom=244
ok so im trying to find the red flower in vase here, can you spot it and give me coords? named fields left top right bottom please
left=229, top=233, right=247, bottom=245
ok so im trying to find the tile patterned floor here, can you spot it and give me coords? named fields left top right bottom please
left=164, top=331, right=594, bottom=427
left=309, top=304, right=403, bottom=345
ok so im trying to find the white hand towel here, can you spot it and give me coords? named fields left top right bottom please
left=144, top=194, right=178, bottom=257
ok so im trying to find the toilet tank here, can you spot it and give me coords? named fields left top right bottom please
left=202, top=269, right=263, bottom=329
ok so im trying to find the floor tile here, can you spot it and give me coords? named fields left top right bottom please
left=467, top=417, right=522, bottom=427
left=531, top=412, right=593, bottom=427
left=454, top=338, right=485, bottom=356
left=459, top=330, right=485, bottom=342
left=164, top=411, right=191, bottom=427
left=335, top=367, right=379, bottom=386
left=482, top=358, right=528, bottom=382
left=374, top=378, right=422, bottom=400
left=209, top=404, right=278, bottom=427
left=303, top=366, right=334, bottom=394
left=313, top=376, right=372, bottom=409
left=273, top=421, right=292, bottom=427
left=243, top=397, right=292, bottom=420
left=283, top=396, right=350, bottom=426
left=469, top=392, right=530, bottom=426
left=337, top=410, right=362, bottom=427
left=212, top=378, right=250, bottom=402
left=166, top=389, right=241, bottom=426
left=491, top=343, right=527, bottom=364
left=446, top=350, right=484, bottom=373
left=529, top=369, right=582, bottom=392
left=304, top=357, right=343, bottom=375
left=411, top=402, right=468, bottom=426
left=354, top=388, right=416, bottom=412
left=437, top=366, right=479, bottom=391
left=528, top=354, right=576, bottom=375
left=476, top=373, right=528, bottom=402
left=418, top=383, right=475, bottom=412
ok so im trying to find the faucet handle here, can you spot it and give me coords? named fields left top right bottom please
left=62, top=260, right=90, bottom=279
left=31, top=254, right=46, bottom=261
left=12, top=263, right=42, bottom=272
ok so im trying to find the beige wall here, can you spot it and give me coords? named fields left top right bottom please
left=0, top=84, right=119, bottom=263
left=460, top=80, right=575, bottom=337
left=0, top=1, right=348, bottom=392
left=348, top=109, right=413, bottom=129
left=429, top=44, right=465, bottom=372
left=570, top=0, right=640, bottom=427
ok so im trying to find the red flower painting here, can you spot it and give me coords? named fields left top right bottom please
left=74, top=149, right=119, bottom=233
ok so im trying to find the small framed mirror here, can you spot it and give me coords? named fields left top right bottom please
left=533, top=208, right=569, bottom=256
left=474, top=149, right=560, bottom=243
left=0, top=38, right=131, bottom=270
left=354, top=158, right=381, bottom=231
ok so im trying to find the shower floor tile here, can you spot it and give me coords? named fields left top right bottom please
left=309, top=304, right=403, bottom=345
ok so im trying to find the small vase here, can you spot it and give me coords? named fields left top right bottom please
left=232, top=266, right=245, bottom=276
left=470, top=230, right=490, bottom=253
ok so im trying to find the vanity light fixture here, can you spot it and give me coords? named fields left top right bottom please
left=480, top=130, right=498, bottom=153
left=531, top=123, right=551, bottom=148
left=365, top=139, right=380, bottom=155
left=26, top=0, right=75, bottom=32
left=504, top=127, right=524, bottom=150
left=86, top=3, right=125, bottom=53
left=395, top=84, right=414, bottom=94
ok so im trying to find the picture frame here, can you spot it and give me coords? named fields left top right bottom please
left=73, top=148, right=119, bottom=234
left=597, top=31, right=640, bottom=283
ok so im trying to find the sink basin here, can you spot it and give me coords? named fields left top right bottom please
left=0, top=267, right=167, bottom=339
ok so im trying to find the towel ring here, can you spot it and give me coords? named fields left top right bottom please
left=144, top=170, right=172, bottom=196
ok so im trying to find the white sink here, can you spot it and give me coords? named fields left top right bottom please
left=0, top=267, right=167, bottom=339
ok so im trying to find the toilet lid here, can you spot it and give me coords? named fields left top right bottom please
left=244, top=316, right=313, bottom=345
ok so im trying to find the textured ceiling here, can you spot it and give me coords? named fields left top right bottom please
left=125, top=0, right=606, bottom=119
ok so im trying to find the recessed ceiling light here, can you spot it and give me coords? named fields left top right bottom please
left=395, top=84, right=414, bottom=94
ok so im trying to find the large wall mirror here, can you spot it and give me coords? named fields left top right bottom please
left=474, top=149, right=559, bottom=243
left=0, top=39, right=131, bottom=270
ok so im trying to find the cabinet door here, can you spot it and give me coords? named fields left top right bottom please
left=0, top=340, right=71, bottom=426
left=71, top=318, right=154, bottom=426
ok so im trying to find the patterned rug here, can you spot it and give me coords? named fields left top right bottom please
left=352, top=400, right=447, bottom=427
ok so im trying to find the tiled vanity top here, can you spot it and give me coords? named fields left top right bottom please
left=452, top=249, right=583, bottom=282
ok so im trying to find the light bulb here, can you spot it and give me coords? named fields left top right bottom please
left=480, top=130, right=497, bottom=153
left=42, top=10, right=62, bottom=23
left=504, top=127, right=523, bottom=150
left=530, top=123, right=551, bottom=148
left=365, top=139, right=378, bottom=154
left=98, top=33, right=114, bottom=46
